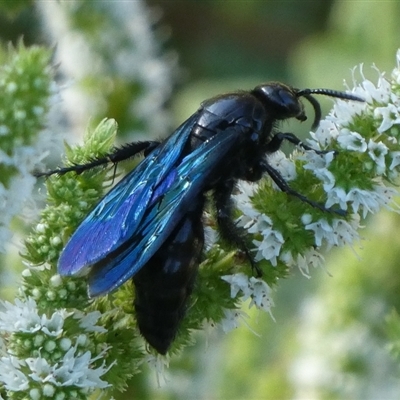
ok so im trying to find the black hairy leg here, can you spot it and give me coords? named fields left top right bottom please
left=213, top=178, right=262, bottom=277
left=260, top=160, right=345, bottom=216
left=267, top=131, right=334, bottom=154
left=34, top=140, right=160, bottom=177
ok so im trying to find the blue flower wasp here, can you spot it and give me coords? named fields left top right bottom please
left=37, top=82, right=363, bottom=354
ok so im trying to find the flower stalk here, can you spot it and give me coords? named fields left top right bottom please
left=2, top=40, right=400, bottom=398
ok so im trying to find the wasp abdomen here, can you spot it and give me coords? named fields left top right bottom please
left=133, top=202, right=204, bottom=354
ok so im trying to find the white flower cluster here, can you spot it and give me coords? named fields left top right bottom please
left=234, top=180, right=285, bottom=266
left=305, top=64, right=400, bottom=215
left=228, top=51, right=400, bottom=291
left=0, top=98, right=58, bottom=254
left=0, top=298, right=111, bottom=396
left=221, top=273, right=274, bottom=322
left=37, top=0, right=177, bottom=138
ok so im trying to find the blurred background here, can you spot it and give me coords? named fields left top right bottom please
left=1, top=1, right=400, bottom=399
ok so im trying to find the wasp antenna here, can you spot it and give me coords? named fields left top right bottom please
left=297, top=88, right=364, bottom=102
left=301, top=94, right=321, bottom=130
left=296, top=88, right=364, bottom=129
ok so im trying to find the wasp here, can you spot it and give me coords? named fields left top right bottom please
left=37, top=82, right=363, bottom=354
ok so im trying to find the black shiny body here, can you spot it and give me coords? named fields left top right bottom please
left=133, top=200, right=205, bottom=354
left=39, top=82, right=363, bottom=354
left=133, top=89, right=287, bottom=353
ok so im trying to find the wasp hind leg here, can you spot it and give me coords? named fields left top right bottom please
left=34, top=140, right=160, bottom=177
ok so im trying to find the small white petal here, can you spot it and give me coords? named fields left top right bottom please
left=304, top=217, right=360, bottom=249
left=76, top=311, right=107, bottom=333
left=367, top=140, right=388, bottom=173
left=268, top=151, right=297, bottom=181
left=337, top=129, right=367, bottom=152
left=220, top=309, right=246, bottom=332
left=309, top=119, right=340, bottom=147
left=374, top=104, right=399, bottom=133
left=221, top=273, right=252, bottom=299
left=220, top=308, right=261, bottom=336
left=248, top=277, right=274, bottom=315
left=0, top=356, right=29, bottom=391
left=325, top=187, right=348, bottom=210
left=389, top=151, right=400, bottom=170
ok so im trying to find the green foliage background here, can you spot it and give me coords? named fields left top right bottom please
left=1, top=1, right=399, bottom=399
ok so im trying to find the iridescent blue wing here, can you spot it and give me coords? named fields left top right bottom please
left=58, top=114, right=199, bottom=277
left=88, top=126, right=242, bottom=296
